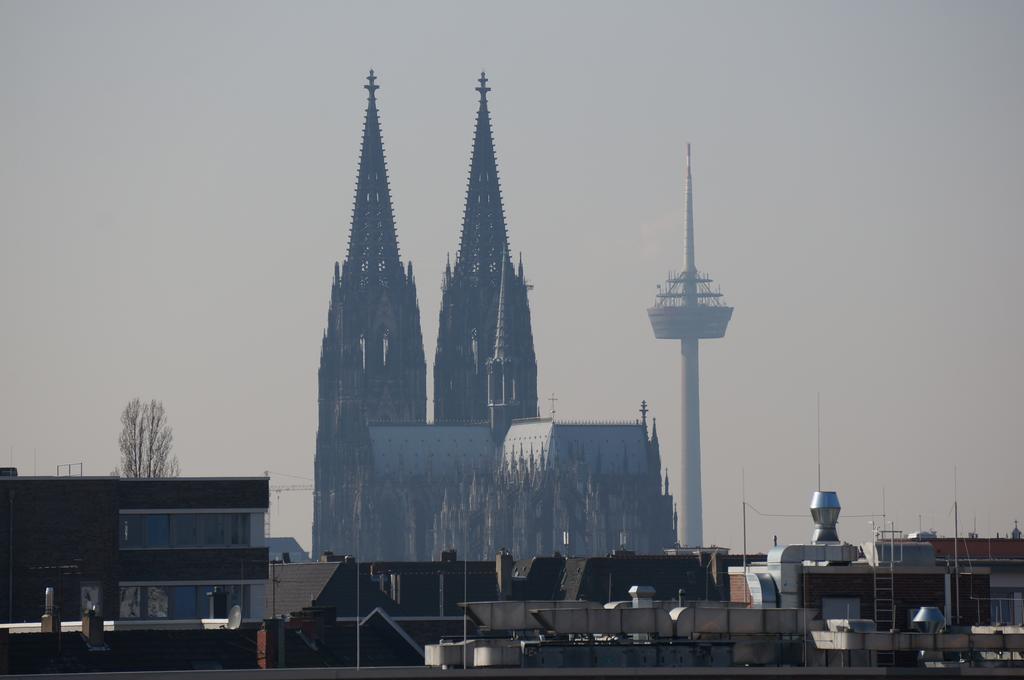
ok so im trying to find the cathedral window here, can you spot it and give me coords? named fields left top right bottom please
left=382, top=330, right=390, bottom=367
left=359, top=335, right=366, bottom=371
left=471, top=329, right=478, bottom=371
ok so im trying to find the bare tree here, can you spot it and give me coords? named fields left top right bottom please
left=115, top=398, right=179, bottom=478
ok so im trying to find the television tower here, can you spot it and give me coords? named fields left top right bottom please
left=647, top=144, right=732, bottom=547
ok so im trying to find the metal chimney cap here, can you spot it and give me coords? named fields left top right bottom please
left=628, top=585, right=656, bottom=598
left=810, top=491, right=841, bottom=544
left=912, top=606, right=945, bottom=634
left=810, top=491, right=841, bottom=509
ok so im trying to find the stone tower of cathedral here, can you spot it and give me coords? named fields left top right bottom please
left=434, top=73, right=538, bottom=425
left=313, top=71, right=427, bottom=558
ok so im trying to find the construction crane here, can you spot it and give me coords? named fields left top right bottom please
left=264, top=470, right=313, bottom=538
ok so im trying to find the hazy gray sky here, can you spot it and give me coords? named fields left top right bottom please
left=2, top=1, right=1022, bottom=553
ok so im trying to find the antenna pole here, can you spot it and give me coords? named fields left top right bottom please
left=742, top=468, right=748, bottom=604
left=355, top=506, right=361, bottom=669
left=954, top=466, right=960, bottom=624
left=463, top=521, right=468, bottom=669
left=816, top=393, right=821, bottom=491
left=882, top=487, right=886, bottom=528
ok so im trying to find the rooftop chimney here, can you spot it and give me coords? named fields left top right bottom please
left=628, top=585, right=656, bottom=608
left=810, top=491, right=841, bottom=544
left=258, top=618, right=285, bottom=669
left=81, top=608, right=105, bottom=649
left=496, top=549, right=513, bottom=600
left=206, top=588, right=228, bottom=619
left=41, top=587, right=61, bottom=634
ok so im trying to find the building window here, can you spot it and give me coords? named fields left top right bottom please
left=173, top=586, right=198, bottom=619
left=991, top=589, right=1024, bottom=625
left=120, top=516, right=144, bottom=549
left=80, top=582, right=102, bottom=617
left=120, top=512, right=252, bottom=549
left=147, top=586, right=169, bottom=618
left=471, top=329, right=479, bottom=371
left=119, top=586, right=141, bottom=619
left=228, top=513, right=249, bottom=545
left=171, top=514, right=197, bottom=546
left=200, top=514, right=226, bottom=546
left=118, top=584, right=250, bottom=620
left=146, top=515, right=170, bottom=548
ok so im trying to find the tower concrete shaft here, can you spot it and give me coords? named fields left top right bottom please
left=680, top=336, right=702, bottom=546
left=647, top=144, right=732, bottom=547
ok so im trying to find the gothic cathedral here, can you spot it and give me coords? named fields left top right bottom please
left=313, top=73, right=673, bottom=560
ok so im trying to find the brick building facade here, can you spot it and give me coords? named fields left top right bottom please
left=0, top=476, right=268, bottom=623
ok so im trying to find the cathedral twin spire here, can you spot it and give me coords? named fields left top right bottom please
left=455, top=72, right=511, bottom=285
left=325, top=68, right=537, bottom=432
left=435, top=71, right=539, bottom=425
left=345, top=70, right=403, bottom=289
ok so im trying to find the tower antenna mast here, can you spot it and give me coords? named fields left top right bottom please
left=817, top=393, right=821, bottom=491
left=647, top=143, right=733, bottom=547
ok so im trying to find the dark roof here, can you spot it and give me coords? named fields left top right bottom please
left=282, top=617, right=422, bottom=667
left=511, top=556, right=566, bottom=600
left=562, top=555, right=722, bottom=602
left=370, top=560, right=498, bottom=617
left=283, top=606, right=425, bottom=665
left=371, top=560, right=495, bottom=575
left=9, top=629, right=259, bottom=674
left=268, top=562, right=400, bottom=618
left=929, top=538, right=1024, bottom=560
left=268, top=562, right=340, bottom=618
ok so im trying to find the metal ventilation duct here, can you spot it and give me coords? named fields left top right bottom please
left=810, top=491, right=841, bottom=544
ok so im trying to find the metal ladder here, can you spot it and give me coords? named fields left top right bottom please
left=873, top=527, right=900, bottom=667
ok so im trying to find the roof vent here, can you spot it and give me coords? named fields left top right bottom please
left=628, top=585, right=656, bottom=608
left=810, top=491, right=841, bottom=544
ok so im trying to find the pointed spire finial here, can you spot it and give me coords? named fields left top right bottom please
left=476, top=71, right=491, bottom=101
left=365, top=69, right=379, bottom=100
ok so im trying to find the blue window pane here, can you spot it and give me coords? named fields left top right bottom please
left=146, top=515, right=170, bottom=547
left=172, top=586, right=197, bottom=619
left=170, top=514, right=197, bottom=546
left=120, top=516, right=143, bottom=548
left=229, top=514, right=250, bottom=545
left=200, top=514, right=225, bottom=546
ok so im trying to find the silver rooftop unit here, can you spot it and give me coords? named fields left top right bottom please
left=810, top=491, right=841, bottom=544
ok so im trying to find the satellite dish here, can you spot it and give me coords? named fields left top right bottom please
left=226, top=605, right=242, bottom=630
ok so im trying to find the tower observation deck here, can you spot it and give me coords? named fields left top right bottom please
left=647, top=144, right=732, bottom=548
